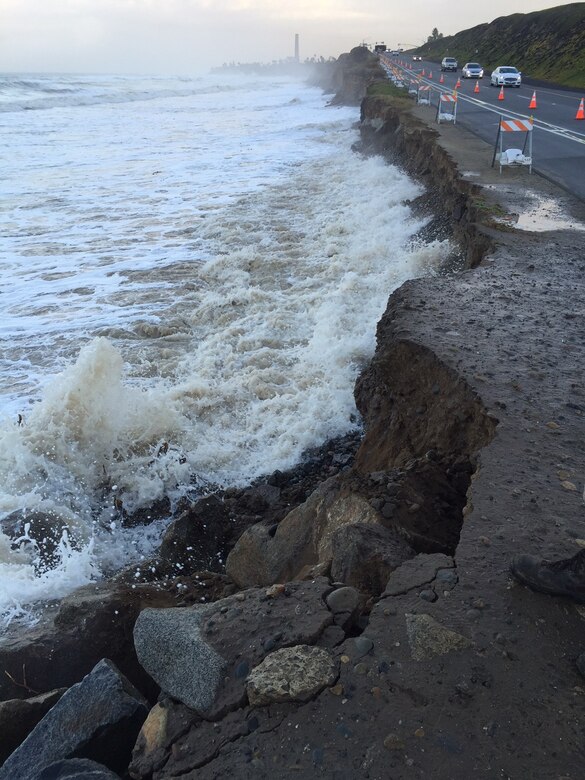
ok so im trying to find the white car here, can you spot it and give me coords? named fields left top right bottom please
left=441, top=57, right=458, bottom=71
left=490, top=66, right=522, bottom=87
left=462, top=62, right=483, bottom=79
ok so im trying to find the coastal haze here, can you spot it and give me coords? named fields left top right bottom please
left=0, top=0, right=579, bottom=73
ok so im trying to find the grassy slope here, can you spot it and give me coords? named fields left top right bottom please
left=414, top=3, right=585, bottom=88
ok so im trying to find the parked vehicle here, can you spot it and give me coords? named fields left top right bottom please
left=462, top=62, right=484, bottom=79
left=441, top=57, right=458, bottom=71
left=490, top=66, right=522, bottom=87
left=412, top=55, right=422, bottom=61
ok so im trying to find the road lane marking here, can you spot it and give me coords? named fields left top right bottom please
left=386, top=62, right=585, bottom=146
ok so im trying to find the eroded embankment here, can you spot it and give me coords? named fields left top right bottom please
left=223, top=91, right=500, bottom=591
left=359, top=95, right=493, bottom=268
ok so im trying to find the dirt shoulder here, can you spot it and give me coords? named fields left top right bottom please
left=352, top=98, right=585, bottom=777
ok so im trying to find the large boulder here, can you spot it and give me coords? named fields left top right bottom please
left=226, top=476, right=381, bottom=587
left=330, top=523, right=415, bottom=595
left=0, top=659, right=148, bottom=780
left=133, top=579, right=334, bottom=718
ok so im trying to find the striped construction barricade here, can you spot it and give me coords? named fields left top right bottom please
left=492, top=116, right=533, bottom=174
left=408, top=80, right=419, bottom=96
left=417, top=85, right=431, bottom=105
left=436, top=92, right=457, bottom=124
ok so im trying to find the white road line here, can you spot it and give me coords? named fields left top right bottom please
left=385, top=62, right=585, bottom=146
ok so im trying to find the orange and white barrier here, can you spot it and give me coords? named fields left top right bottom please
left=436, top=93, right=457, bottom=124
left=499, top=118, right=534, bottom=132
left=492, top=116, right=533, bottom=174
left=417, top=85, right=431, bottom=105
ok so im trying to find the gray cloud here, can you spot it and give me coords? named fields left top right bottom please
left=0, top=0, right=575, bottom=74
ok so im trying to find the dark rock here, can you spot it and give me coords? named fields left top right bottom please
left=435, top=568, right=458, bottom=588
left=325, top=585, right=360, bottom=615
left=349, top=636, right=374, bottom=658
left=1, top=510, right=77, bottom=572
left=0, top=688, right=66, bottom=764
left=315, top=625, right=347, bottom=648
left=128, top=700, right=198, bottom=779
left=122, top=497, right=171, bottom=528
left=0, top=659, right=148, bottom=780
left=36, top=758, right=121, bottom=779
left=226, top=476, right=382, bottom=587
left=0, top=580, right=203, bottom=703
left=330, top=523, right=415, bottom=595
left=157, top=495, right=231, bottom=574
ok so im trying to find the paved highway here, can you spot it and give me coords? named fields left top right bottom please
left=380, top=55, right=585, bottom=201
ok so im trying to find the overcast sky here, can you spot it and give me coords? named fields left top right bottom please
left=0, top=1, right=573, bottom=74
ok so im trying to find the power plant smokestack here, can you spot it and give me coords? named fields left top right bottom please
left=295, top=33, right=299, bottom=62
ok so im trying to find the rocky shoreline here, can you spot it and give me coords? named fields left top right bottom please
left=2, top=49, right=585, bottom=779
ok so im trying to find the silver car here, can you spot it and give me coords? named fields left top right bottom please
left=490, top=66, right=522, bottom=87
left=462, top=62, right=483, bottom=79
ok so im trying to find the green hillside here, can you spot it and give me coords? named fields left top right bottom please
left=413, top=3, right=585, bottom=88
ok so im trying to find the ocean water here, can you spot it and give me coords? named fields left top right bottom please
left=0, top=71, right=450, bottom=624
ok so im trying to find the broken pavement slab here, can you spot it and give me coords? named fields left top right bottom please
left=382, top=552, right=455, bottom=597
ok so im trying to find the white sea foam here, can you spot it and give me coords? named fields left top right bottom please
left=0, top=71, right=452, bottom=623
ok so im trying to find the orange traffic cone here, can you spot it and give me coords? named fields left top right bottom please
left=455, top=78, right=461, bottom=88
left=529, top=91, right=537, bottom=109
left=576, top=98, right=585, bottom=120
left=421, top=69, right=425, bottom=76
left=439, top=73, right=444, bottom=84
left=429, top=70, right=433, bottom=78
left=474, top=80, right=480, bottom=93
left=498, top=85, right=504, bottom=101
